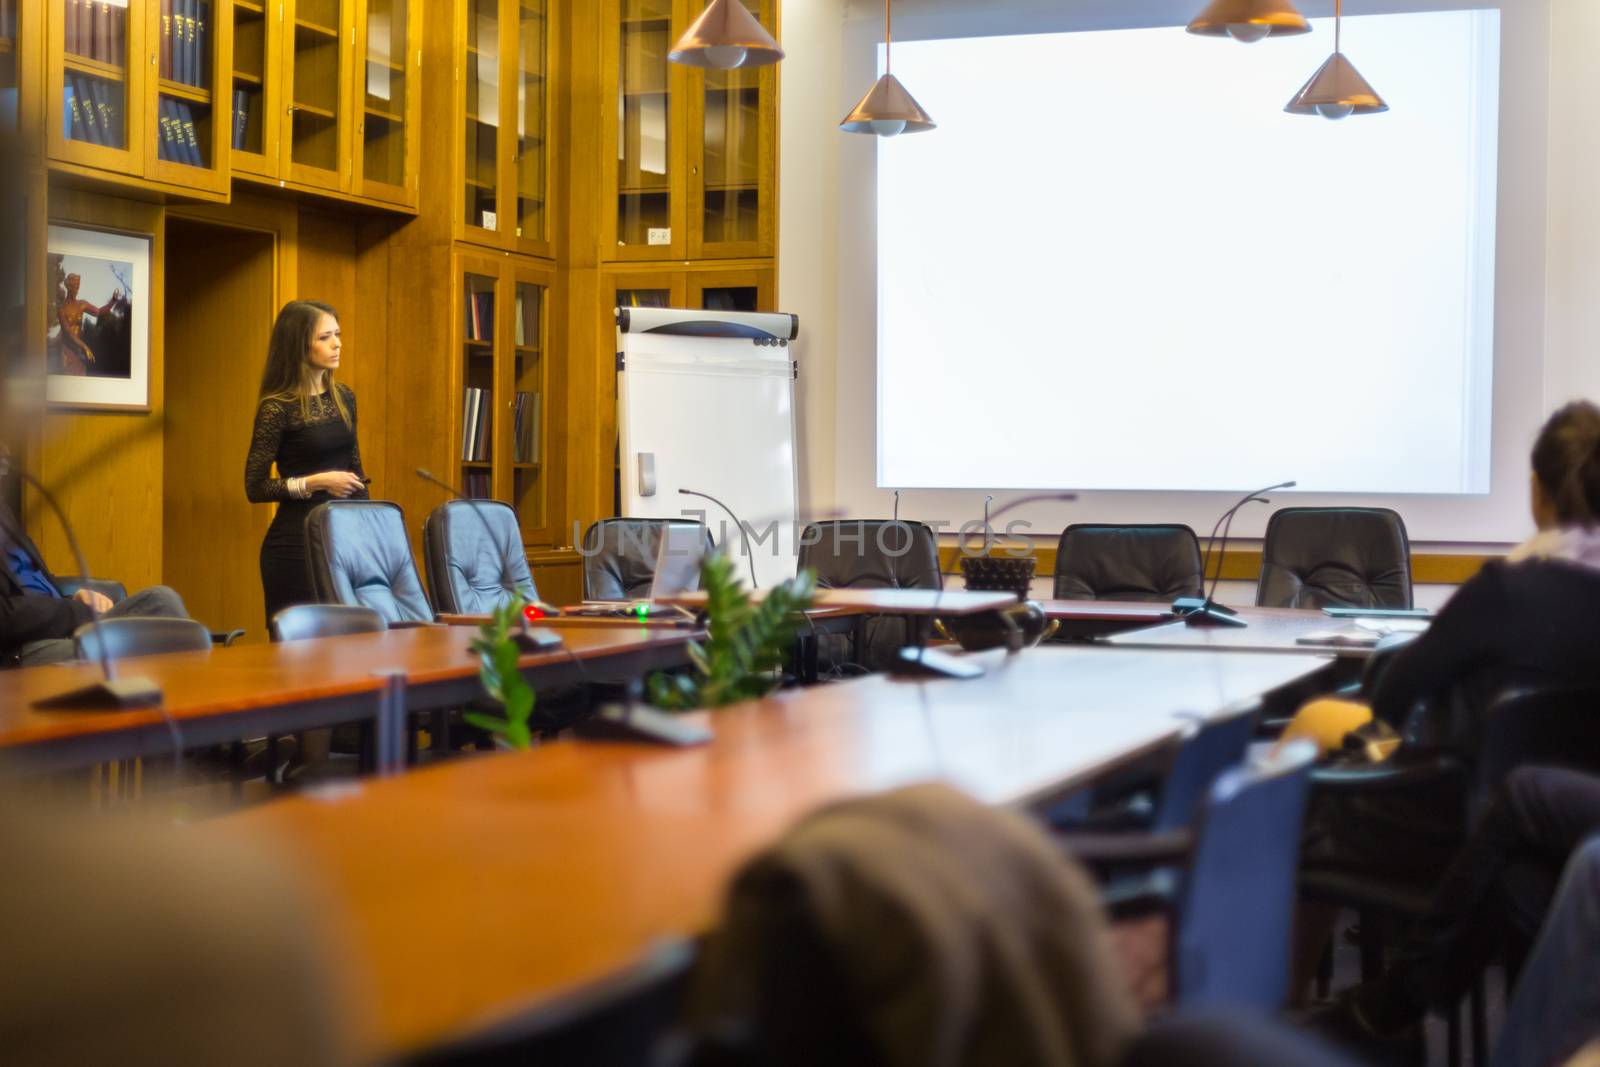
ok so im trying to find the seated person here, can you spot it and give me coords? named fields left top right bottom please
left=1, top=473, right=189, bottom=666
left=1293, top=401, right=1600, bottom=880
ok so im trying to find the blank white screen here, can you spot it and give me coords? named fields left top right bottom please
left=877, top=10, right=1500, bottom=494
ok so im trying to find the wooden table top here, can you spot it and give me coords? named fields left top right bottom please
left=1104, top=606, right=1408, bottom=658
left=222, top=645, right=1328, bottom=1059
left=664, top=587, right=1018, bottom=616
left=0, top=625, right=696, bottom=753
left=1038, top=599, right=1177, bottom=623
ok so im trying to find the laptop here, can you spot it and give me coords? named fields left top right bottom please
left=572, top=524, right=706, bottom=619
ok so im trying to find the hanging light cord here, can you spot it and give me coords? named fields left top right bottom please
left=884, top=0, right=892, bottom=72
left=1334, top=0, right=1342, bottom=53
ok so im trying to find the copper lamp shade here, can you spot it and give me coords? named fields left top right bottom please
left=1284, top=0, right=1386, bottom=120
left=668, top=0, right=784, bottom=69
left=1187, top=0, right=1310, bottom=42
left=1284, top=51, right=1387, bottom=118
left=840, top=73, right=936, bottom=136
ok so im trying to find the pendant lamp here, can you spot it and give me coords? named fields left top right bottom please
left=840, top=0, right=934, bottom=137
left=1187, top=0, right=1310, bottom=42
left=1285, top=0, right=1387, bottom=119
left=669, top=0, right=784, bottom=69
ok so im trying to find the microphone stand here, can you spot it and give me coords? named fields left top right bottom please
left=1174, top=480, right=1296, bottom=628
left=892, top=491, right=1078, bottom=680
left=678, top=487, right=759, bottom=589
left=416, top=468, right=563, bottom=651
left=19, top=470, right=164, bottom=709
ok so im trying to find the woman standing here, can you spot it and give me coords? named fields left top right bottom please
left=245, top=300, right=368, bottom=630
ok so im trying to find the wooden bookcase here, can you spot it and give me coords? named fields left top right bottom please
left=599, top=0, right=774, bottom=263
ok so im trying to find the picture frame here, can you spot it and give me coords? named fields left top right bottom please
left=45, top=223, right=151, bottom=411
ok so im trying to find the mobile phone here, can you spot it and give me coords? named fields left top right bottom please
left=1322, top=606, right=1432, bottom=619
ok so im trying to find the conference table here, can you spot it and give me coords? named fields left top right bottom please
left=1104, top=605, right=1422, bottom=659
left=223, top=643, right=1330, bottom=1061
left=0, top=622, right=695, bottom=777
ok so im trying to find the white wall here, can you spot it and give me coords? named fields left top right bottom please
left=779, top=0, right=1599, bottom=578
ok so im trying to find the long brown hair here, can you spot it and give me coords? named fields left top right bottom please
left=1532, top=400, right=1600, bottom=528
left=258, top=299, right=351, bottom=427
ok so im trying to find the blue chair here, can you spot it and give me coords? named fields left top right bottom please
left=1088, top=739, right=1319, bottom=1012
left=271, top=604, right=388, bottom=642
left=304, top=500, right=435, bottom=625
left=423, top=500, right=540, bottom=615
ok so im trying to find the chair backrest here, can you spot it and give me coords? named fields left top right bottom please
left=270, top=604, right=388, bottom=642
left=1478, top=686, right=1600, bottom=794
left=423, top=500, right=539, bottom=615
left=1053, top=524, right=1204, bottom=602
left=304, top=500, right=434, bottom=624
left=54, top=577, right=129, bottom=605
left=796, top=519, right=942, bottom=591
left=1256, top=507, right=1412, bottom=610
left=1174, top=739, right=1318, bottom=1012
left=403, top=941, right=694, bottom=1067
left=581, top=518, right=714, bottom=601
left=1151, top=706, right=1260, bottom=834
left=73, top=617, right=212, bottom=661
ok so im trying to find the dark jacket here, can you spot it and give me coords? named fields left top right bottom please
left=0, top=501, right=92, bottom=656
left=1368, top=556, right=1600, bottom=755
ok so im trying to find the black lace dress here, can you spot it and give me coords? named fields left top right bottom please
left=244, top=385, right=369, bottom=629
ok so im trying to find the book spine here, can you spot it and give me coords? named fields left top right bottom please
left=64, top=82, right=82, bottom=141
left=77, top=0, right=91, bottom=60
left=232, top=88, right=247, bottom=149
left=65, top=0, right=79, bottom=54
left=111, top=4, right=123, bottom=66
left=186, top=0, right=198, bottom=86
left=94, top=2, right=109, bottom=64
left=196, top=1, right=207, bottom=88
left=76, top=77, right=101, bottom=144
left=531, top=393, right=541, bottom=463
left=179, top=101, right=202, bottom=165
left=156, top=98, right=169, bottom=161
left=94, top=79, right=115, bottom=146
left=160, top=0, right=170, bottom=79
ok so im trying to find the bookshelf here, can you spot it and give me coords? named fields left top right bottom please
left=462, top=0, right=497, bottom=235
left=607, top=0, right=677, bottom=259
left=227, top=0, right=272, bottom=172
left=511, top=0, right=545, bottom=251
left=284, top=0, right=344, bottom=188
left=691, top=2, right=771, bottom=259
left=0, top=0, right=17, bottom=136
left=352, top=0, right=414, bottom=204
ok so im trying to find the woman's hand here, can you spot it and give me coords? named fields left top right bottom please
left=310, top=471, right=366, bottom=498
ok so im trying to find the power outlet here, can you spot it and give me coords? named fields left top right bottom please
left=647, top=227, right=671, bottom=246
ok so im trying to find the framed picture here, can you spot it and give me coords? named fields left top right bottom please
left=45, top=224, right=151, bottom=411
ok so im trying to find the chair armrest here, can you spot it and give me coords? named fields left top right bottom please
left=388, top=619, right=446, bottom=629
left=1311, top=755, right=1463, bottom=793
left=1061, top=828, right=1193, bottom=869
left=210, top=628, right=246, bottom=647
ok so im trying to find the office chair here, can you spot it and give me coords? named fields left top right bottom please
left=581, top=518, right=713, bottom=600
left=305, top=500, right=435, bottom=625
left=271, top=604, right=388, bottom=642
left=797, top=519, right=942, bottom=672
left=1097, top=740, right=1319, bottom=1013
left=1256, top=507, right=1412, bottom=610
left=55, top=577, right=245, bottom=647
left=423, top=500, right=539, bottom=614
left=72, top=616, right=213, bottom=661
left=1053, top=524, right=1205, bottom=602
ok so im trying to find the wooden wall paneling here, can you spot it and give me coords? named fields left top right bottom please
left=382, top=240, right=452, bottom=560
left=350, top=216, right=394, bottom=493
left=162, top=217, right=278, bottom=637
left=14, top=0, right=44, bottom=158
left=528, top=546, right=580, bottom=603
left=31, top=188, right=165, bottom=589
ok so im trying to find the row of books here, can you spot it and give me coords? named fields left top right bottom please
left=461, top=387, right=492, bottom=463
left=465, top=290, right=494, bottom=342
left=512, top=391, right=541, bottom=464
left=231, top=88, right=259, bottom=150
left=462, top=471, right=491, bottom=500
left=514, top=297, right=536, bottom=347
left=155, top=97, right=204, bottom=166
left=159, top=0, right=211, bottom=88
left=63, top=76, right=123, bottom=147
left=63, top=0, right=125, bottom=66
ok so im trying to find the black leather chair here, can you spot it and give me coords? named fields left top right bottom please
left=1053, top=524, right=1204, bottom=602
left=582, top=518, right=713, bottom=601
left=797, top=519, right=941, bottom=672
left=305, top=500, right=435, bottom=624
left=423, top=500, right=540, bottom=614
left=55, top=577, right=245, bottom=646
left=73, top=617, right=212, bottom=661
left=271, top=604, right=388, bottom=642
left=1256, top=507, right=1412, bottom=610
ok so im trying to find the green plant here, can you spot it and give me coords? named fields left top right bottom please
left=647, top=553, right=817, bottom=711
left=465, top=597, right=538, bottom=750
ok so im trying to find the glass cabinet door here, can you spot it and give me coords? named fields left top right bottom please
left=284, top=0, right=346, bottom=189
left=460, top=268, right=498, bottom=499
left=462, top=0, right=500, bottom=234
left=355, top=0, right=408, bottom=198
left=611, top=0, right=676, bottom=257
left=510, top=0, right=546, bottom=252
left=511, top=276, right=546, bottom=541
left=1, top=0, right=19, bottom=136
left=149, top=0, right=229, bottom=192
left=228, top=0, right=276, bottom=174
left=52, top=0, right=143, bottom=166
left=690, top=0, right=770, bottom=257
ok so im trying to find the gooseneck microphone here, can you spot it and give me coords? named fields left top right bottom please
left=415, top=468, right=564, bottom=648
left=18, top=470, right=169, bottom=721
left=895, top=491, right=1079, bottom=680
left=1175, top=480, right=1296, bottom=628
left=678, top=487, right=758, bottom=588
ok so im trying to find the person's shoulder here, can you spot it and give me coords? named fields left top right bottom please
left=337, top=381, right=356, bottom=401
left=255, top=394, right=292, bottom=415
